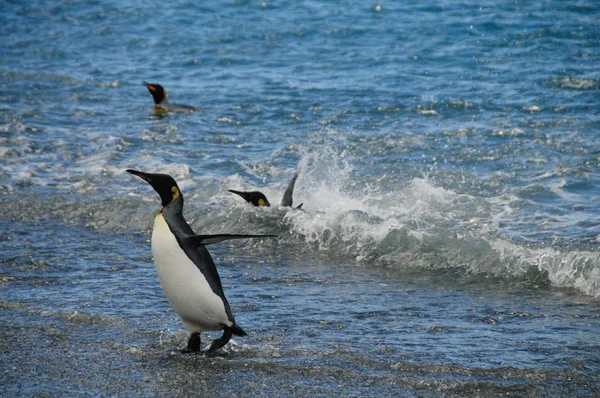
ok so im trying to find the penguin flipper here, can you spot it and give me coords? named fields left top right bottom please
left=280, top=172, right=299, bottom=207
left=183, top=234, right=277, bottom=246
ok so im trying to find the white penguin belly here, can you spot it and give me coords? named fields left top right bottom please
left=151, top=213, right=230, bottom=333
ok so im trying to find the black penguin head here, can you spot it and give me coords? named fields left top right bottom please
left=143, top=81, right=167, bottom=105
left=127, top=169, right=182, bottom=206
left=229, top=189, right=271, bottom=207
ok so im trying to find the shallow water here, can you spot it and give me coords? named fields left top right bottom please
left=1, top=0, right=600, bottom=396
left=3, top=222, right=599, bottom=396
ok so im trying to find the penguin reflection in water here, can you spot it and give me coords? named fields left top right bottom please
left=143, top=81, right=197, bottom=113
left=127, top=169, right=275, bottom=354
left=229, top=172, right=303, bottom=209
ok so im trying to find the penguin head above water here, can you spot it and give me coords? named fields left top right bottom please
left=143, top=81, right=167, bottom=105
left=228, top=189, right=271, bottom=207
left=127, top=169, right=181, bottom=207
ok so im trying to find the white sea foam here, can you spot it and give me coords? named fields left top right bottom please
left=213, top=142, right=600, bottom=297
left=545, top=76, right=598, bottom=90
left=490, top=239, right=600, bottom=297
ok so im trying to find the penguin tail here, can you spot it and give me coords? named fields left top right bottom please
left=230, top=323, right=247, bottom=337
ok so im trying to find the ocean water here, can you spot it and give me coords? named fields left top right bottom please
left=1, top=0, right=599, bottom=396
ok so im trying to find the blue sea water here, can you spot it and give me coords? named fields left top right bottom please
left=1, top=0, right=599, bottom=396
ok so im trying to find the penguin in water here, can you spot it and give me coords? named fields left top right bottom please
left=143, top=81, right=197, bottom=113
left=229, top=172, right=303, bottom=209
left=127, top=169, right=274, bottom=354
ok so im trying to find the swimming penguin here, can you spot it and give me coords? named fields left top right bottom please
left=127, top=169, right=274, bottom=354
left=143, top=81, right=197, bottom=113
left=229, top=172, right=303, bottom=209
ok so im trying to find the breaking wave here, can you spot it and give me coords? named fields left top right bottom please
left=2, top=136, right=599, bottom=298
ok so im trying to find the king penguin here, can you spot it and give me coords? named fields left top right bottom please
left=229, top=172, right=303, bottom=209
left=143, top=81, right=197, bottom=113
left=127, top=169, right=274, bottom=354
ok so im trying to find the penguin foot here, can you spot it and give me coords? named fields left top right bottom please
left=206, top=328, right=233, bottom=355
left=181, top=332, right=201, bottom=354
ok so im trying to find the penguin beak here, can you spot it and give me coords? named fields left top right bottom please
left=229, top=189, right=256, bottom=204
left=142, top=81, right=156, bottom=92
left=127, top=169, right=153, bottom=184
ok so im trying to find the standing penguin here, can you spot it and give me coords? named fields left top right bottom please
left=127, top=169, right=274, bottom=354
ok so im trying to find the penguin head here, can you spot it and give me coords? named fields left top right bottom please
left=143, top=81, right=167, bottom=105
left=127, top=169, right=182, bottom=206
left=229, top=189, right=271, bottom=207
